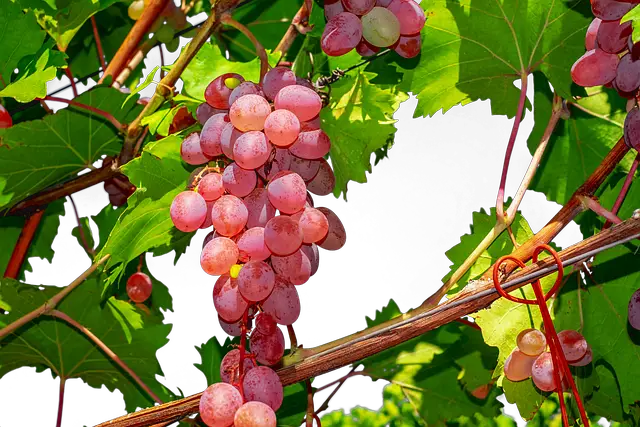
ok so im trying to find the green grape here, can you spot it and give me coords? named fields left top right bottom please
left=156, top=24, right=175, bottom=44
left=127, top=0, right=144, bottom=20
left=165, top=37, right=180, bottom=53
left=361, top=7, right=401, bottom=47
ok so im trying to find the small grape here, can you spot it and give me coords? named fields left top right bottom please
left=321, top=12, right=363, bottom=56
left=198, top=173, right=225, bottom=202
left=596, top=19, right=632, bottom=54
left=289, top=129, right=331, bottom=159
left=219, top=316, right=243, bottom=336
left=356, top=40, right=380, bottom=57
left=557, top=330, right=588, bottom=362
left=361, top=7, right=401, bottom=47
left=244, top=188, right=277, bottom=228
left=325, top=0, right=346, bottom=19
left=211, top=195, right=248, bottom=237
left=171, top=191, right=207, bottom=232
left=205, top=73, right=245, bottom=109
left=230, top=94, right=272, bottom=131
left=531, top=352, right=558, bottom=392
left=126, top=272, right=153, bottom=303
left=220, top=122, right=243, bottom=160
left=262, top=67, right=297, bottom=101
left=200, top=113, right=230, bottom=157
left=250, top=327, right=285, bottom=365
left=569, top=345, right=593, bottom=367
left=317, top=207, right=346, bottom=250
left=307, top=159, right=336, bottom=196
left=342, top=0, right=375, bottom=15
left=586, top=18, right=602, bottom=50
left=571, top=49, right=619, bottom=87
left=267, top=171, right=307, bottom=214
left=237, top=227, right=271, bottom=262
left=271, top=249, right=312, bottom=286
left=300, top=115, right=321, bottom=132
left=289, top=157, right=320, bottom=182
left=629, top=288, right=640, bottom=330
left=264, top=110, right=300, bottom=147
left=616, top=53, right=640, bottom=94
left=128, top=0, right=145, bottom=20
left=301, top=244, right=320, bottom=276
left=242, top=366, right=284, bottom=411
left=213, top=274, right=247, bottom=322
left=234, top=401, right=277, bottom=427
left=516, top=329, right=546, bottom=357
left=237, top=260, right=276, bottom=302
left=255, top=312, right=278, bottom=335
left=387, top=0, right=425, bottom=36
left=258, top=148, right=292, bottom=181
left=0, top=104, right=13, bottom=128
left=504, top=349, right=536, bottom=382
left=229, top=81, right=265, bottom=106
left=233, top=131, right=272, bottom=170
left=262, top=276, right=301, bottom=324
left=196, top=103, right=225, bottom=125
left=201, top=237, right=239, bottom=276
left=274, top=85, right=322, bottom=122
left=223, top=163, right=257, bottom=197
left=293, top=207, right=329, bottom=243
left=394, top=34, right=421, bottom=59
left=624, top=107, right=640, bottom=150
left=199, top=383, right=243, bottom=427
left=181, top=133, right=210, bottom=165
left=264, top=216, right=304, bottom=256
left=220, top=349, right=256, bottom=383
left=591, top=0, right=636, bottom=21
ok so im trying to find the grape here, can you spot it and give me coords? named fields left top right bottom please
left=387, top=0, right=425, bottom=36
left=342, top=0, right=375, bottom=15
left=571, top=49, right=619, bottom=87
left=219, top=316, right=243, bottom=336
left=289, top=129, right=331, bottom=159
left=211, top=195, right=249, bottom=236
left=262, top=66, right=297, bottom=101
left=180, top=133, right=209, bottom=165
left=213, top=274, right=248, bottom=322
left=128, top=0, right=145, bottom=20
left=250, top=327, right=285, bottom=365
left=289, top=157, right=320, bottom=181
left=361, top=7, right=401, bottom=47
left=222, top=163, right=257, bottom=197
left=267, top=171, right=307, bottom=214
left=237, top=227, right=271, bottom=262
left=376, top=0, right=392, bottom=6
left=570, top=345, right=593, bottom=367
left=516, top=329, right=546, bottom=356
left=394, top=34, right=421, bottom=59
left=356, top=40, right=380, bottom=56
left=171, top=191, right=208, bottom=232
left=220, top=349, right=256, bottom=383
left=557, top=330, right=588, bottom=362
left=258, top=148, right=292, bottom=181
left=317, top=207, right=346, bottom=250
left=321, top=12, right=363, bottom=56
left=205, top=73, right=245, bottom=109
left=274, top=85, right=323, bottom=122
left=624, top=107, right=640, bottom=150
left=264, top=110, right=301, bottom=147
left=306, top=159, right=335, bottom=196
left=326, top=0, right=344, bottom=19
left=234, top=401, right=277, bottom=427
left=271, top=249, right=311, bottom=286
left=233, top=131, right=272, bottom=169
left=198, top=173, right=225, bottom=202
left=294, top=207, right=329, bottom=243
left=199, top=382, right=243, bottom=427
left=126, top=272, right=153, bottom=303
left=296, top=77, right=315, bottom=90
left=301, top=244, right=320, bottom=276
left=586, top=18, right=602, bottom=50
left=200, top=113, right=229, bottom=157
left=504, top=349, right=536, bottom=382
left=300, top=115, right=321, bottom=132
left=591, top=0, right=636, bottom=20
left=244, top=188, right=277, bottom=228
left=262, top=277, right=301, bottom=324
left=229, top=81, right=265, bottom=106
left=201, top=238, right=239, bottom=276
left=531, top=352, right=558, bottom=392
left=264, top=215, right=304, bottom=256
left=629, top=288, right=640, bottom=329
left=237, top=260, right=276, bottom=302
left=255, top=312, right=278, bottom=335
left=196, top=103, right=225, bottom=125
left=220, top=123, right=243, bottom=160
left=596, top=20, right=632, bottom=54
left=242, top=366, right=284, bottom=411
left=615, top=53, right=640, bottom=92
left=202, top=202, right=214, bottom=229
left=229, top=95, right=271, bottom=132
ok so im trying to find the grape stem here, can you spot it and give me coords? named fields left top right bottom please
left=287, top=324, right=298, bottom=351
left=220, top=13, right=269, bottom=81
left=3, top=209, right=46, bottom=279
left=64, top=67, right=79, bottom=97
left=91, top=16, right=108, bottom=71
left=56, top=377, right=66, bottom=427
left=578, top=195, right=623, bottom=225
left=604, top=153, right=640, bottom=229
left=69, top=195, right=95, bottom=256
left=274, top=0, right=313, bottom=56
left=305, top=379, right=314, bottom=427
left=39, top=96, right=124, bottom=131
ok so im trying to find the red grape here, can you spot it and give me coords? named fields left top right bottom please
left=301, top=244, right=320, bottom=276
left=615, top=53, right=640, bottom=92
left=229, top=81, right=265, bottom=106
left=264, top=109, right=301, bottom=147
left=237, top=260, right=276, bottom=302
left=234, top=401, right=277, bottom=427
left=264, top=215, right=304, bottom=256
left=274, top=85, right=322, bottom=122
left=591, top=0, right=636, bottom=20
left=220, top=122, right=243, bottom=160
left=571, top=49, right=619, bottom=87
left=317, top=207, right=346, bottom=250
left=170, top=191, right=207, bottom=232
left=387, top=0, right=425, bottom=35
left=200, top=113, right=229, bottom=157
left=222, top=163, right=257, bottom=197
left=213, top=274, right=248, bottom=322
left=219, top=316, right=243, bottom=336
left=294, top=207, right=329, bottom=243
left=205, top=73, right=245, bottom=109
left=289, top=157, right=320, bottom=181
left=255, top=312, right=278, bottom=335
left=199, top=382, right=243, bottom=427
left=220, top=349, right=256, bottom=383
left=504, top=349, right=536, bottom=382
left=289, top=129, right=331, bottom=159
left=242, top=366, right=284, bottom=411
left=262, top=276, right=301, bottom=324
left=237, top=227, right=271, bottom=262
left=624, top=106, right=640, bottom=150
left=229, top=94, right=271, bottom=131
left=596, top=19, right=632, bottom=54
left=267, top=171, right=307, bottom=214
left=531, top=352, right=558, bottom=392
left=233, top=131, right=271, bottom=170
left=198, top=173, right=225, bottom=202
left=244, top=188, right=277, bottom=228
left=321, top=12, right=363, bottom=56
left=258, top=148, right=292, bottom=181
left=394, top=34, right=421, bottom=58
left=126, top=272, right=153, bottom=303
left=180, top=132, right=210, bottom=165
left=211, top=195, right=248, bottom=236
left=325, top=0, right=345, bottom=20
left=586, top=18, right=602, bottom=50
left=557, top=330, right=588, bottom=362
left=250, top=327, right=285, bottom=365
left=516, top=328, right=546, bottom=356
left=306, top=158, right=336, bottom=195
left=570, top=345, right=593, bottom=367
left=201, top=237, right=239, bottom=275
left=342, top=0, right=375, bottom=16
left=262, top=66, right=297, bottom=101
left=271, top=249, right=312, bottom=286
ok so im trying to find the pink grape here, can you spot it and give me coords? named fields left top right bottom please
left=262, top=66, right=297, bottom=101
left=237, top=227, right=271, bottom=262
left=230, top=94, right=271, bottom=131
left=342, top=0, right=375, bottom=15
left=289, top=129, right=331, bottom=159
left=255, top=312, right=278, bottom=335
left=213, top=274, right=247, bottom=322
left=219, top=316, right=242, bottom=336
left=356, top=40, right=380, bottom=56
left=321, top=12, right=363, bottom=56
left=376, top=0, right=392, bottom=5
left=220, top=123, right=243, bottom=160
left=504, top=349, right=536, bottom=382
left=294, top=207, right=329, bottom=243
left=237, top=260, right=276, bottom=302
left=233, top=131, right=271, bottom=169
left=289, top=157, right=320, bottom=181
left=571, top=49, right=619, bottom=87
left=317, top=207, right=346, bottom=250
left=229, top=81, right=265, bottom=106
left=629, top=288, right=640, bottom=329
left=244, top=188, right=277, bottom=228
left=274, top=85, right=322, bottom=122
left=516, top=329, right=546, bottom=356
left=264, top=215, right=304, bottom=256
left=199, top=383, right=243, bottom=427
left=201, top=237, right=239, bottom=275
left=271, top=249, right=311, bottom=286
left=220, top=349, right=256, bottom=383
left=171, top=191, right=207, bottom=232
left=624, top=107, right=640, bottom=150
left=250, top=327, right=285, bottom=365
left=570, top=346, right=593, bottom=367
left=267, top=171, right=307, bottom=214
left=262, top=277, right=301, bottom=324
left=615, top=53, right=640, bottom=92
left=300, top=115, right=321, bottom=132
left=395, top=34, right=421, bottom=58
left=205, top=73, right=245, bottom=109
left=557, top=330, right=588, bottom=362
left=196, top=103, right=225, bottom=125
left=264, top=110, right=300, bottom=147
left=198, top=173, right=225, bottom=201
left=531, top=352, right=558, bottom=392
left=387, top=0, right=425, bottom=35
left=126, top=272, right=152, bottom=303
left=211, top=195, right=248, bottom=236
left=591, top=0, right=636, bottom=20
left=200, top=201, right=214, bottom=229
left=258, top=148, right=292, bottom=181
left=200, top=113, right=229, bottom=157
left=181, top=132, right=210, bottom=165
left=242, top=366, right=284, bottom=411
left=296, top=77, right=315, bottom=90
left=586, top=18, right=602, bottom=50
left=222, top=163, right=257, bottom=197
left=325, top=0, right=345, bottom=19
left=234, top=401, right=277, bottom=427
left=301, top=244, right=320, bottom=275
left=596, top=19, right=632, bottom=53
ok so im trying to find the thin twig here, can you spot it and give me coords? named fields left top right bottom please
left=64, top=67, right=78, bottom=97
left=159, top=45, right=166, bottom=80
left=456, top=317, right=481, bottom=330
left=305, top=379, right=314, bottom=427
left=3, top=209, right=46, bottom=279
left=314, top=367, right=359, bottom=416
left=40, top=96, right=123, bottom=130
left=220, top=13, right=269, bottom=80
left=91, top=16, right=108, bottom=71
left=56, top=378, right=66, bottom=427
left=69, top=195, right=95, bottom=256
left=287, top=324, right=298, bottom=351
left=604, top=153, right=640, bottom=229
left=579, top=195, right=623, bottom=225
left=313, top=369, right=362, bottom=394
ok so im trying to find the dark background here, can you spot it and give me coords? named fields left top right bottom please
left=0, top=83, right=579, bottom=426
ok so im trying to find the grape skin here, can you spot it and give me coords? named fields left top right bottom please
left=198, top=173, right=225, bottom=202
left=220, top=349, right=256, bottom=383
left=274, top=85, right=323, bottom=122
left=624, top=107, right=640, bottom=150
left=200, top=113, right=229, bottom=157
left=126, top=272, right=153, bottom=303
left=591, top=0, right=636, bottom=21
left=267, top=171, right=307, bottom=214
left=211, top=195, right=249, bottom=236
left=237, top=227, right=272, bottom=262
left=219, top=316, right=243, bottom=336
left=317, top=207, right=347, bottom=250
left=342, top=0, right=375, bottom=16
left=394, top=34, right=421, bottom=59
left=262, top=67, right=297, bottom=101
left=180, top=132, right=210, bottom=165
left=596, top=20, right=632, bottom=54
left=271, top=249, right=312, bottom=286
left=356, top=40, right=380, bottom=57
left=244, top=188, right=277, bottom=228
left=585, top=18, right=601, bottom=51
left=205, top=73, right=245, bottom=109
left=199, top=383, right=243, bottom=427
left=255, top=312, right=278, bottom=335
left=361, top=7, right=401, bottom=47
left=229, top=82, right=265, bottom=106
left=629, top=288, right=640, bottom=330
left=170, top=191, right=208, bottom=232
left=301, top=244, right=320, bottom=276
left=237, top=260, right=276, bottom=302
left=220, top=123, right=243, bottom=160
left=325, top=0, right=345, bottom=20
left=264, top=110, right=301, bottom=147
left=234, top=401, right=277, bottom=427
left=516, top=328, right=546, bottom=357
left=222, top=163, right=257, bottom=197
left=557, top=330, right=588, bottom=362
left=250, top=326, right=285, bottom=365
left=233, top=131, right=272, bottom=170
left=504, top=349, right=536, bottom=382
left=230, top=94, right=272, bottom=131
left=571, top=49, right=619, bottom=87
left=294, top=207, right=329, bottom=243
left=570, top=345, right=593, bottom=367
left=243, top=366, right=284, bottom=411
left=321, top=12, right=363, bottom=56
left=300, top=115, right=321, bottom=132
left=307, top=159, right=336, bottom=196
left=258, top=148, right=292, bottom=181
left=289, top=129, right=331, bottom=159
left=289, top=157, right=320, bottom=182
left=262, top=276, right=301, bottom=325
left=201, top=238, right=239, bottom=276
left=265, top=216, right=305, bottom=257
left=213, top=274, right=248, bottom=322
left=196, top=103, right=224, bottom=125
left=531, top=352, right=558, bottom=392
left=387, top=0, right=425, bottom=36
left=615, top=54, right=640, bottom=93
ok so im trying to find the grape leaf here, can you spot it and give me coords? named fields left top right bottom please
left=622, top=6, right=640, bottom=44
left=0, top=87, right=142, bottom=209
left=276, top=382, right=307, bottom=427
left=320, top=69, right=408, bottom=198
left=0, top=278, right=174, bottom=412
left=72, top=204, right=125, bottom=257
left=403, top=0, right=590, bottom=118
left=194, top=336, right=230, bottom=386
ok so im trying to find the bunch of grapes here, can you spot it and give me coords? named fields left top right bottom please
left=322, top=0, right=425, bottom=59
left=102, top=156, right=136, bottom=207
left=0, top=104, right=12, bottom=128
left=169, top=68, right=346, bottom=426
left=504, top=328, right=592, bottom=391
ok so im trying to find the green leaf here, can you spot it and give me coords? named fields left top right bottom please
left=404, top=0, right=590, bottom=117
left=622, top=6, right=640, bottom=44
left=0, top=278, right=174, bottom=412
left=194, top=336, right=230, bottom=386
left=141, top=104, right=182, bottom=137
left=276, top=382, right=307, bottom=427
left=0, top=87, right=142, bottom=209
left=72, top=204, right=125, bottom=257
left=320, top=69, right=408, bottom=198
left=322, top=407, right=390, bottom=427
left=124, top=66, right=159, bottom=108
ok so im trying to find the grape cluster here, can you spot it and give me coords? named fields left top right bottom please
left=0, top=104, right=12, bottom=128
left=322, top=0, right=425, bottom=59
left=102, top=156, right=137, bottom=207
left=504, top=328, right=592, bottom=391
left=126, top=272, right=153, bottom=303
left=169, top=68, right=346, bottom=427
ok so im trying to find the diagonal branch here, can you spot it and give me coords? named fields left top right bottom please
left=92, top=16, right=108, bottom=71
left=3, top=209, right=46, bottom=278
left=274, top=1, right=313, bottom=55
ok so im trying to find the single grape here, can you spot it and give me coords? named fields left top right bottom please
left=233, top=131, right=272, bottom=170
left=199, top=383, right=243, bottom=427
left=222, top=163, right=257, bottom=197
left=586, top=18, right=602, bottom=50
left=591, top=0, right=636, bottom=21
left=321, top=12, right=363, bottom=56
left=264, top=110, right=301, bottom=147
left=531, top=352, right=558, bottom=392
left=201, top=237, right=239, bottom=276
left=306, top=159, right=335, bottom=196
left=516, top=329, right=546, bottom=357
left=242, top=366, right=284, bottom=411
left=394, top=34, right=421, bottom=59
left=289, top=129, right=331, bottom=159
left=289, top=157, right=320, bottom=182
left=237, top=227, right=271, bottom=262
left=624, top=107, right=640, bottom=150
left=211, top=195, right=248, bottom=236
left=361, top=7, right=401, bottom=47
left=325, top=0, right=346, bottom=20
left=220, top=349, right=256, bottom=383
left=171, top=191, right=208, bottom=232
left=213, top=274, right=248, bottom=322
left=205, top=73, right=245, bottom=109
left=293, top=207, right=329, bottom=243
left=219, top=315, right=243, bottom=336
left=342, top=0, right=375, bottom=15
left=230, top=94, right=271, bottom=131
left=255, top=312, right=278, bottom=335
left=229, top=81, right=265, bottom=106
left=180, top=133, right=210, bottom=165
left=274, top=85, right=322, bottom=122
left=196, top=103, right=225, bottom=125
left=258, top=148, right=292, bottom=181
left=300, top=115, right=321, bottom=132
left=127, top=272, right=153, bottom=303
left=317, top=207, right=346, bottom=250
left=571, top=49, right=619, bottom=87
left=267, top=171, right=307, bottom=214
left=615, top=53, right=640, bottom=93
left=356, top=40, right=380, bottom=56
left=237, top=260, right=276, bottom=302
left=570, top=345, right=593, bottom=367
left=264, top=215, right=304, bottom=256
left=128, top=0, right=145, bottom=20
left=200, top=113, right=229, bottom=157
left=220, top=122, right=243, bottom=160
left=504, top=349, right=536, bottom=382
left=250, top=326, right=285, bottom=365
left=596, top=19, right=632, bottom=54
left=271, top=249, right=312, bottom=286
left=198, top=172, right=225, bottom=202
left=387, top=0, right=425, bottom=36
left=202, top=201, right=215, bottom=229
left=262, top=66, right=297, bottom=101
left=557, top=330, right=588, bottom=362
left=262, top=276, right=301, bottom=324
left=234, top=401, right=277, bottom=427
left=0, top=104, right=13, bottom=129
left=244, top=188, right=277, bottom=228
left=629, top=288, right=640, bottom=329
